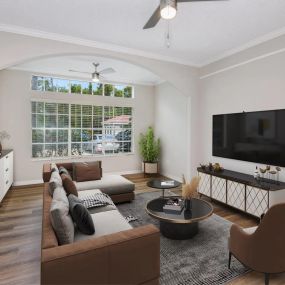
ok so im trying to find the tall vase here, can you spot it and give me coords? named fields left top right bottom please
left=184, top=198, right=192, bottom=211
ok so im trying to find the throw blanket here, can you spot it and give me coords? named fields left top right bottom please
left=81, top=193, right=115, bottom=209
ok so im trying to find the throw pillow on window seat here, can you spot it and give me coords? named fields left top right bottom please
left=73, top=161, right=102, bottom=182
left=61, top=174, right=78, bottom=197
left=68, top=194, right=95, bottom=235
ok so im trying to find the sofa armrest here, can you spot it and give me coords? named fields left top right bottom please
left=229, top=224, right=253, bottom=265
left=43, top=163, right=52, bottom=182
left=41, top=225, right=160, bottom=285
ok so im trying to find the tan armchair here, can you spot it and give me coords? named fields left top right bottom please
left=228, top=203, right=285, bottom=285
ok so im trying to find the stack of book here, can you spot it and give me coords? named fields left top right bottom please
left=163, top=198, right=184, bottom=214
left=161, top=180, right=175, bottom=187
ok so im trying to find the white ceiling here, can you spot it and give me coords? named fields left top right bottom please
left=10, top=55, right=162, bottom=86
left=1, top=0, right=285, bottom=66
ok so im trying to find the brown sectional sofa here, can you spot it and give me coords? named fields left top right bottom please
left=41, top=162, right=160, bottom=285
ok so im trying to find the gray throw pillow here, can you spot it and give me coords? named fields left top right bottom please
left=50, top=191, right=74, bottom=245
left=51, top=163, right=59, bottom=172
left=53, top=186, right=68, bottom=205
left=68, top=194, right=95, bottom=235
left=48, top=171, right=62, bottom=196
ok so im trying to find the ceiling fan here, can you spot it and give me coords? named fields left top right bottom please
left=69, top=63, right=115, bottom=82
left=143, top=0, right=226, bottom=29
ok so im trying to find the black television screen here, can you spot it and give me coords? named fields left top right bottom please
left=213, top=109, right=285, bottom=167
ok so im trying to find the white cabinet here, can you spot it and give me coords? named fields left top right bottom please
left=197, top=168, right=285, bottom=218
left=246, top=186, right=269, bottom=217
left=212, top=176, right=227, bottom=203
left=198, top=172, right=211, bottom=197
left=0, top=150, right=13, bottom=202
left=227, top=181, right=245, bottom=211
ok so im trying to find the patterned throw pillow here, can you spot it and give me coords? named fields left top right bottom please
left=68, top=194, right=95, bottom=235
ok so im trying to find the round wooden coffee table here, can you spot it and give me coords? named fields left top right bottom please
left=146, top=196, right=213, bottom=240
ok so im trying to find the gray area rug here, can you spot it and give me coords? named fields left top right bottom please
left=117, top=191, right=249, bottom=285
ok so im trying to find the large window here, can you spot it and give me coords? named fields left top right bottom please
left=31, top=75, right=133, bottom=98
left=31, top=102, right=133, bottom=158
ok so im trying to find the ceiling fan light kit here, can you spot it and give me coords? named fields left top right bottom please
left=69, top=62, right=115, bottom=82
left=92, top=73, right=100, bottom=83
left=160, top=0, right=177, bottom=20
left=143, top=0, right=226, bottom=29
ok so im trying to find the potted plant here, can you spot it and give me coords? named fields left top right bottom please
left=139, top=127, right=160, bottom=174
left=0, top=131, right=10, bottom=155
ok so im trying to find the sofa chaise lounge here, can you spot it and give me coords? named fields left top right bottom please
left=43, top=162, right=135, bottom=203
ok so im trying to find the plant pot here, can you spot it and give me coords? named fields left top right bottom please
left=142, top=162, right=159, bottom=174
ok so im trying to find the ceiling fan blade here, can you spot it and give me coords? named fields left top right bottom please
left=143, top=5, right=161, bottom=29
left=100, top=68, right=116, bottom=75
left=177, top=0, right=227, bottom=2
left=69, top=69, right=91, bottom=74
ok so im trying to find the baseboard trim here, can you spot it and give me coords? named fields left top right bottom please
left=160, top=172, right=183, bottom=183
left=13, top=180, right=44, bottom=187
left=105, top=169, right=142, bottom=176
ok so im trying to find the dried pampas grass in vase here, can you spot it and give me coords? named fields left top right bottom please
left=182, top=175, right=201, bottom=211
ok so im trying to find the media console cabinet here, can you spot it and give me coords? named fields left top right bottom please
left=197, top=167, right=285, bottom=218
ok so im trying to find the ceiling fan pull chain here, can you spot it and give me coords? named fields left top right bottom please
left=165, top=21, right=171, bottom=48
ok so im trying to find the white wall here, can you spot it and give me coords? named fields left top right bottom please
left=0, top=31, right=200, bottom=180
left=154, top=82, right=188, bottom=182
left=198, top=50, right=285, bottom=181
left=0, top=69, right=155, bottom=184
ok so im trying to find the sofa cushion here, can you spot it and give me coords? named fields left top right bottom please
left=74, top=210, right=132, bottom=242
left=61, top=174, right=78, bottom=197
left=78, top=189, right=102, bottom=199
left=73, top=161, right=101, bottom=182
left=78, top=189, right=117, bottom=214
left=68, top=194, right=95, bottom=235
left=50, top=187, right=74, bottom=245
left=48, top=171, right=62, bottom=196
left=75, top=174, right=135, bottom=196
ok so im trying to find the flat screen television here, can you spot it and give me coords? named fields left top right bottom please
left=213, top=109, right=285, bottom=167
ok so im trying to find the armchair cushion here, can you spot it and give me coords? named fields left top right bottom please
left=243, top=226, right=257, bottom=235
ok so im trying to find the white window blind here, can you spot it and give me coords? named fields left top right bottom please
left=31, top=102, right=133, bottom=158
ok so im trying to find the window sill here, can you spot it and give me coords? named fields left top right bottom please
left=31, top=152, right=135, bottom=162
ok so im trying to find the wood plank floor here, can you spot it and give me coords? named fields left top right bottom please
left=0, top=173, right=284, bottom=285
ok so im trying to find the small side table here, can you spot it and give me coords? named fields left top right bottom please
left=147, top=179, right=181, bottom=197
